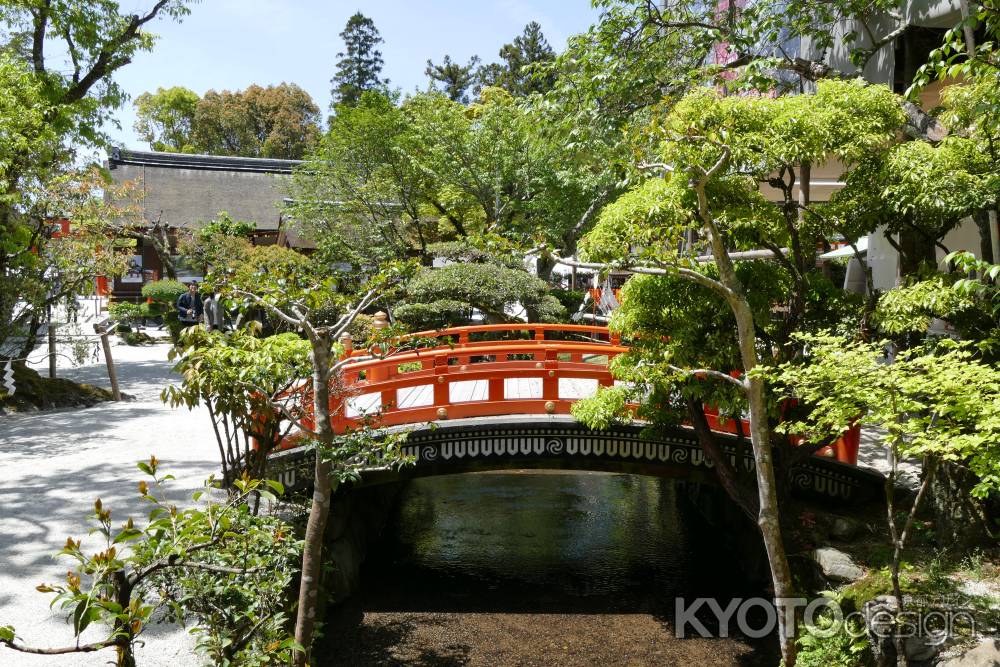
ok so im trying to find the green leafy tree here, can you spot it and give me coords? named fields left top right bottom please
left=949, top=250, right=1000, bottom=327
left=330, top=12, right=388, bottom=108
left=190, top=83, right=321, bottom=159
left=833, top=135, right=999, bottom=276
left=425, top=54, right=481, bottom=104
left=0, top=0, right=193, bottom=141
left=141, top=279, right=187, bottom=341
left=210, top=254, right=415, bottom=665
left=0, top=1, right=193, bottom=360
left=288, top=91, right=441, bottom=266
left=0, top=163, right=143, bottom=359
left=163, top=326, right=311, bottom=484
left=179, top=211, right=255, bottom=275
left=767, top=334, right=1000, bottom=664
left=477, top=21, right=556, bottom=96
left=133, top=85, right=199, bottom=152
left=0, top=459, right=301, bottom=667
left=564, top=79, right=907, bottom=666
left=290, top=86, right=612, bottom=275
left=907, top=3, right=1000, bottom=275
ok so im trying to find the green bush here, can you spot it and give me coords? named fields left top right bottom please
left=142, top=280, right=188, bottom=342
left=551, top=289, right=586, bottom=318
left=108, top=301, right=143, bottom=325
left=394, top=263, right=565, bottom=329
left=141, top=279, right=187, bottom=304
left=118, top=330, right=154, bottom=346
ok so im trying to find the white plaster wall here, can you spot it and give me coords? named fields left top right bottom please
left=937, top=217, right=983, bottom=268
left=868, top=227, right=900, bottom=290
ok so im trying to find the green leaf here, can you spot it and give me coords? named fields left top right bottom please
left=112, top=528, right=143, bottom=544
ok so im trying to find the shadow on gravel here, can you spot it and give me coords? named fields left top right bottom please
left=0, top=404, right=164, bottom=456
left=53, top=359, right=179, bottom=392
left=0, top=458, right=218, bottom=580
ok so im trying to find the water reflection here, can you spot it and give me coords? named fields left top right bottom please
left=322, top=471, right=772, bottom=665
left=378, top=471, right=694, bottom=608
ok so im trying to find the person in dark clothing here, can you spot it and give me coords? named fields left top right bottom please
left=176, top=282, right=203, bottom=327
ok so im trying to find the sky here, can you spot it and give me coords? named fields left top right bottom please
left=105, top=0, right=601, bottom=150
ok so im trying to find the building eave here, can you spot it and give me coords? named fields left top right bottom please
left=107, top=147, right=303, bottom=175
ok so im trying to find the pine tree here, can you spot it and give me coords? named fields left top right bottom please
left=477, top=21, right=556, bottom=96
left=331, top=12, right=388, bottom=108
left=425, top=54, right=481, bottom=104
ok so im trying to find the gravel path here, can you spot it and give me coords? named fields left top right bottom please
left=0, top=337, right=220, bottom=666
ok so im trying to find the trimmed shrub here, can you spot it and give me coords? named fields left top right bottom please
left=142, top=279, right=188, bottom=341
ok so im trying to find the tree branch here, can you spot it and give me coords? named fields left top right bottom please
left=550, top=252, right=740, bottom=305
left=229, top=289, right=305, bottom=329
left=668, top=365, right=747, bottom=390
left=1, top=638, right=117, bottom=656
left=30, top=1, right=51, bottom=75
left=61, top=0, right=173, bottom=105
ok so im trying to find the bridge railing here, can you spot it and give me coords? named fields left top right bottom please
left=269, top=323, right=860, bottom=466
left=331, top=337, right=628, bottom=430
left=342, top=322, right=620, bottom=358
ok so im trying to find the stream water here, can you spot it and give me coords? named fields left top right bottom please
left=322, top=471, right=776, bottom=665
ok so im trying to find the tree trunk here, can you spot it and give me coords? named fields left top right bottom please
left=112, top=570, right=136, bottom=667
left=740, top=314, right=799, bottom=667
left=293, top=334, right=335, bottom=666
left=702, top=198, right=798, bottom=665
left=686, top=398, right=759, bottom=520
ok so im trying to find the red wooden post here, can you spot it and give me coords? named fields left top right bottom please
left=542, top=348, right=558, bottom=401
left=338, top=331, right=353, bottom=358
left=433, top=355, right=449, bottom=406
left=835, top=423, right=861, bottom=465
left=458, top=331, right=470, bottom=365
left=488, top=378, right=504, bottom=401
left=330, top=394, right=347, bottom=433
left=533, top=328, right=545, bottom=360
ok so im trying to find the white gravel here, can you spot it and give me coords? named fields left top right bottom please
left=0, top=335, right=221, bottom=666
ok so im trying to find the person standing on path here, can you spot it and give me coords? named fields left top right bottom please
left=176, top=282, right=203, bottom=327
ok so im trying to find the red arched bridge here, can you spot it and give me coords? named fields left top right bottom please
left=265, top=324, right=879, bottom=505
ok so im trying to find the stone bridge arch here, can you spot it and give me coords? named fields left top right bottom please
left=266, top=416, right=883, bottom=505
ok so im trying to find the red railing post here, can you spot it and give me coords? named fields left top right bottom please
left=330, top=393, right=348, bottom=433
left=835, top=422, right=861, bottom=465
left=381, top=389, right=395, bottom=414
left=533, top=328, right=545, bottom=360
left=488, top=378, right=504, bottom=402
left=543, top=348, right=558, bottom=401
left=457, top=331, right=470, bottom=365
left=433, top=354, right=449, bottom=406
